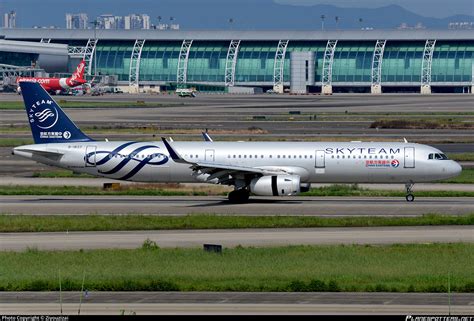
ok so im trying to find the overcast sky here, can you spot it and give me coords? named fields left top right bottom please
left=276, top=0, right=474, bottom=18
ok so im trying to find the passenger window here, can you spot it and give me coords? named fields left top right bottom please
left=358, top=155, right=361, bottom=159
left=269, top=155, right=272, bottom=158
left=304, top=155, right=307, bottom=159
left=331, top=155, right=334, bottom=159
left=337, top=155, right=340, bottom=159
left=283, top=155, right=286, bottom=158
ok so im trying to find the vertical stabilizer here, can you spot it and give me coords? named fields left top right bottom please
left=19, top=82, right=93, bottom=144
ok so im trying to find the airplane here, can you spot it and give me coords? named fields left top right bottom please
left=13, top=82, right=462, bottom=203
left=16, top=59, right=87, bottom=95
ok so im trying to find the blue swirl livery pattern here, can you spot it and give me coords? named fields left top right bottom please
left=85, top=142, right=169, bottom=180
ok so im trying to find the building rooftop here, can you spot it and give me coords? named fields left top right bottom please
left=1, top=28, right=473, bottom=41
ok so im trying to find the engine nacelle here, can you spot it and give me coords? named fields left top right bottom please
left=250, top=175, right=301, bottom=196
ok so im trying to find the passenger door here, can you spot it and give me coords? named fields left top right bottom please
left=404, top=147, right=415, bottom=168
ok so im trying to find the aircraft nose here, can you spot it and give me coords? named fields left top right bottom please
left=449, top=161, right=462, bottom=177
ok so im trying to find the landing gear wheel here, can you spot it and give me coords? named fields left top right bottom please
left=228, top=189, right=250, bottom=203
left=405, top=182, right=415, bottom=202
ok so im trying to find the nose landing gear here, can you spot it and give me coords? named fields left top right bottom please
left=405, top=182, right=415, bottom=202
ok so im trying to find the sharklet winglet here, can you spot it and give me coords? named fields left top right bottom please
left=161, top=137, right=190, bottom=164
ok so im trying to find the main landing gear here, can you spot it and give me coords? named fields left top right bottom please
left=228, top=189, right=250, bottom=203
left=405, top=182, right=415, bottom=202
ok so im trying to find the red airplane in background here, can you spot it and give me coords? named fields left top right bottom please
left=16, top=59, right=87, bottom=94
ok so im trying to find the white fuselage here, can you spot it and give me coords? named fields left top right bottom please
left=13, top=141, right=462, bottom=184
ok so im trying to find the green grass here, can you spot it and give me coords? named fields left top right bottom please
left=0, top=243, right=472, bottom=292
left=0, top=214, right=472, bottom=233
left=32, top=170, right=93, bottom=178
left=0, top=101, right=181, bottom=110
left=1, top=184, right=473, bottom=197
left=0, top=185, right=206, bottom=196
left=443, top=168, right=474, bottom=184
left=0, top=138, right=33, bottom=147
left=449, top=153, right=474, bottom=162
left=370, top=119, right=473, bottom=129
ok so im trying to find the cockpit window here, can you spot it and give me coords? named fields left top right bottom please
left=428, top=153, right=448, bottom=160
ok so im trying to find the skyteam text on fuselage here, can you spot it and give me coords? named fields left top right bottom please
left=13, top=82, right=462, bottom=203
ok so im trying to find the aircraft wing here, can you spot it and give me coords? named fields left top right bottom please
left=161, top=137, right=286, bottom=184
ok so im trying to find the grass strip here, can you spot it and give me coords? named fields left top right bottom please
left=0, top=214, right=472, bottom=233
left=0, top=243, right=472, bottom=292
left=370, top=119, right=474, bottom=129
left=1, top=184, right=474, bottom=197
left=0, top=101, right=181, bottom=110
left=449, top=153, right=474, bottom=162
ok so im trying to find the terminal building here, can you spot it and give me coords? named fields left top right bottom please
left=0, top=28, right=473, bottom=94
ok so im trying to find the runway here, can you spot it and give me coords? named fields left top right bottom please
left=1, top=226, right=472, bottom=250
left=1, top=195, right=473, bottom=216
left=1, top=292, right=473, bottom=315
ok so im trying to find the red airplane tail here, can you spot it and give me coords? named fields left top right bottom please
left=71, top=59, right=86, bottom=81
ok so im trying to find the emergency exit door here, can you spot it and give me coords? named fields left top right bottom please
left=315, top=150, right=325, bottom=168
left=205, top=149, right=215, bottom=162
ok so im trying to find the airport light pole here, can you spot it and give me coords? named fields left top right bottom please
left=320, top=14, right=325, bottom=31
left=335, top=16, right=340, bottom=30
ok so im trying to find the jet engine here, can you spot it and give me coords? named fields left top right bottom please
left=250, top=175, right=301, bottom=196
